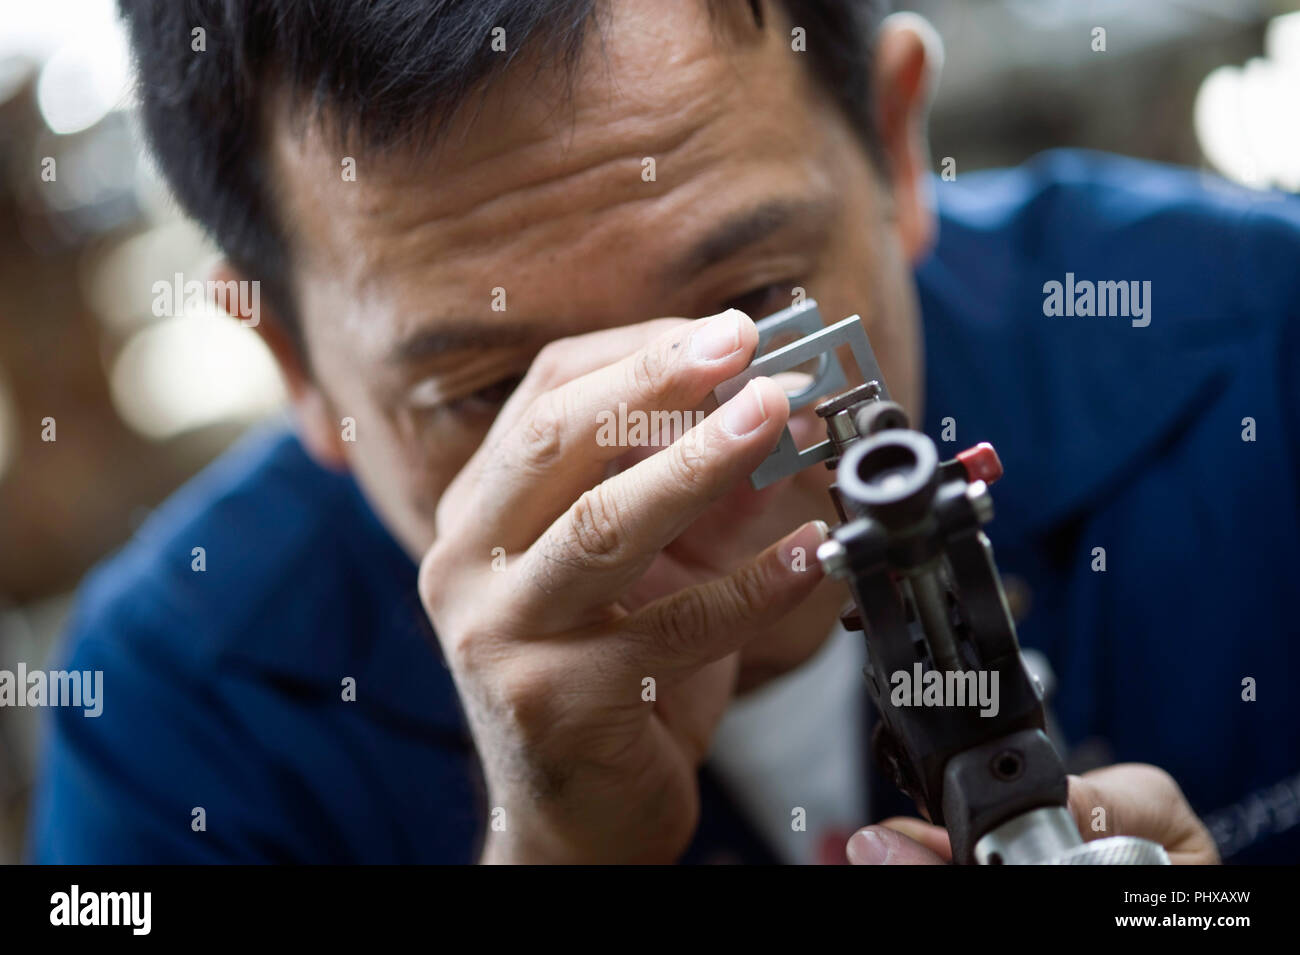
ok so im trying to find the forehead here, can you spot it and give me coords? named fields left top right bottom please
left=269, top=1, right=850, bottom=351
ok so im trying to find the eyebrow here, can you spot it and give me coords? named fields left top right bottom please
left=385, top=320, right=557, bottom=366
left=660, top=196, right=833, bottom=283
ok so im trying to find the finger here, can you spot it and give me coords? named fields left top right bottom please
left=878, top=817, right=953, bottom=860
left=437, top=317, right=688, bottom=536
left=847, top=825, right=947, bottom=865
left=1067, top=764, right=1219, bottom=864
left=622, top=519, right=828, bottom=672
left=514, top=375, right=789, bottom=617
left=482, top=317, right=690, bottom=452
left=469, top=309, right=760, bottom=552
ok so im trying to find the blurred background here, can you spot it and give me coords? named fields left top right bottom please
left=1, top=0, right=1298, bottom=863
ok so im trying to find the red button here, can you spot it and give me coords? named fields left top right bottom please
left=957, top=442, right=1003, bottom=485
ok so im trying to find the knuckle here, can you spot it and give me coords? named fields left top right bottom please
left=654, top=588, right=712, bottom=656
left=729, top=559, right=770, bottom=617
left=1145, top=764, right=1179, bottom=792
left=1137, top=764, right=1185, bottom=809
left=496, top=664, right=555, bottom=735
left=516, top=392, right=565, bottom=469
left=443, top=624, right=492, bottom=673
left=568, top=486, right=624, bottom=561
left=666, top=428, right=712, bottom=489
left=629, top=343, right=675, bottom=405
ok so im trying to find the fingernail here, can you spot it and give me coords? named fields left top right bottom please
left=780, top=520, right=829, bottom=571
left=691, top=309, right=744, bottom=361
left=722, top=379, right=768, bottom=436
left=847, top=828, right=890, bottom=865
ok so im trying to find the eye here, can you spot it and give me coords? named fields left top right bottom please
left=720, top=283, right=800, bottom=321
left=445, top=374, right=524, bottom=416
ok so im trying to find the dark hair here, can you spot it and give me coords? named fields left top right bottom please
left=118, top=0, right=887, bottom=349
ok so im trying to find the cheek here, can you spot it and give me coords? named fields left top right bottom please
left=403, top=417, right=494, bottom=549
left=811, top=242, right=921, bottom=417
left=349, top=450, right=446, bottom=559
left=297, top=319, right=489, bottom=556
left=805, top=149, right=923, bottom=416
left=864, top=242, right=923, bottom=418
left=333, top=395, right=489, bottom=558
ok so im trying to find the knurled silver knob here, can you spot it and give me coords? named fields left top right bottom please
left=1051, top=836, right=1171, bottom=865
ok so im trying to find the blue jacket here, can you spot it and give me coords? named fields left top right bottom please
left=29, top=151, right=1300, bottom=863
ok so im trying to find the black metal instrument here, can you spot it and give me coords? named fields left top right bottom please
left=717, top=300, right=1169, bottom=865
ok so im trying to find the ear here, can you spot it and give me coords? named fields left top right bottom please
left=209, top=261, right=349, bottom=471
left=871, top=12, right=944, bottom=263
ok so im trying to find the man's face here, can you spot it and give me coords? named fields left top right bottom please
left=269, top=2, right=928, bottom=559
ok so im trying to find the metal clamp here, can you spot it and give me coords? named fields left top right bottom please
left=714, top=300, right=888, bottom=489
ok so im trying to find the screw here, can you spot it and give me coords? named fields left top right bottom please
left=817, top=538, right=848, bottom=577
left=991, top=750, right=1024, bottom=781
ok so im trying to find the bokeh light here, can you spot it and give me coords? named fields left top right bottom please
left=1195, top=12, right=1300, bottom=192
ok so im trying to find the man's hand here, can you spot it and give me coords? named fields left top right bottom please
left=846, top=763, right=1221, bottom=865
left=419, top=310, right=828, bottom=863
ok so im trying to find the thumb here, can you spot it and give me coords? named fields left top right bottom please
left=846, top=824, right=948, bottom=865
